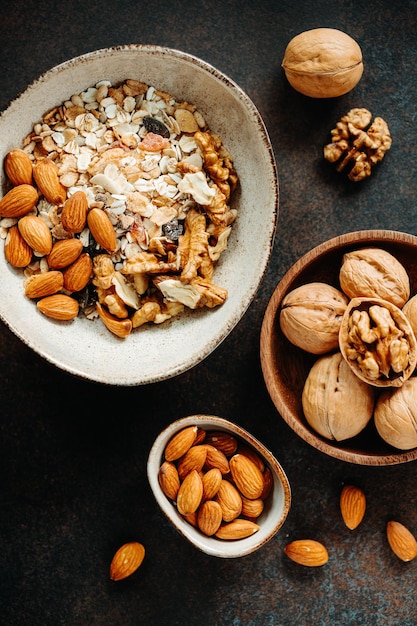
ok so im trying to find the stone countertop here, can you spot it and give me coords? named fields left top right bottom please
left=0, top=1, right=416, bottom=624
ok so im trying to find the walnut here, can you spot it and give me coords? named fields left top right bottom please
left=323, top=108, right=392, bottom=181
left=339, top=247, right=410, bottom=308
left=302, top=352, right=375, bottom=441
left=339, top=297, right=417, bottom=387
left=177, top=208, right=210, bottom=283
left=374, top=377, right=417, bottom=450
left=194, top=131, right=238, bottom=201
left=279, top=282, right=349, bottom=354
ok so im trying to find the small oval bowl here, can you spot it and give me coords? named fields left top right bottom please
left=147, top=414, right=291, bottom=558
left=260, top=230, right=417, bottom=466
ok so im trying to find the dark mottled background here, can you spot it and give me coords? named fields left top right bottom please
left=0, top=1, right=416, bottom=624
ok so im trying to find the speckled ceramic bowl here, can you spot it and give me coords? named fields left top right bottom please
left=147, top=415, right=291, bottom=558
left=260, top=230, right=417, bottom=465
left=0, top=45, right=278, bottom=385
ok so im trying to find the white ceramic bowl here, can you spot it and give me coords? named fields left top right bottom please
left=147, top=415, right=291, bottom=558
left=0, top=45, right=278, bottom=385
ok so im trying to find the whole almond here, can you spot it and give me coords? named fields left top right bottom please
left=229, top=453, right=264, bottom=500
left=241, top=496, right=264, bottom=519
left=177, top=469, right=203, bottom=516
left=96, top=302, right=132, bottom=338
left=177, top=445, right=207, bottom=480
left=386, top=521, right=417, bottom=562
left=18, top=214, right=53, bottom=256
left=202, top=467, right=223, bottom=500
left=61, top=190, right=88, bottom=233
left=237, top=444, right=265, bottom=472
left=215, top=518, right=260, bottom=540
left=47, top=238, right=83, bottom=269
left=63, top=253, right=93, bottom=292
left=284, top=539, right=329, bottom=567
left=204, top=431, right=238, bottom=456
left=4, top=225, right=33, bottom=267
left=109, top=541, right=145, bottom=581
left=204, top=444, right=230, bottom=474
left=25, top=271, right=64, bottom=299
left=197, top=500, right=223, bottom=536
left=0, top=184, right=38, bottom=218
left=5, top=149, right=33, bottom=185
left=216, top=479, right=242, bottom=522
left=340, top=485, right=366, bottom=530
left=165, top=426, right=198, bottom=462
left=37, top=294, right=79, bottom=320
left=158, top=461, right=180, bottom=501
left=33, top=158, right=67, bottom=205
left=87, top=207, right=118, bottom=253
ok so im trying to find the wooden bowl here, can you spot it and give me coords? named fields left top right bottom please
left=260, top=230, right=417, bottom=465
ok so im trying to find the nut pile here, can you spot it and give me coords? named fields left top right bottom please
left=280, top=246, right=417, bottom=449
left=158, top=425, right=273, bottom=540
left=0, top=79, right=239, bottom=338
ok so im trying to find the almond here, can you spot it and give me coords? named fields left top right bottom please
left=237, top=444, right=265, bottom=472
left=96, top=302, right=132, bottom=338
left=4, top=149, right=33, bottom=185
left=37, top=294, right=79, bottom=320
left=109, top=541, right=145, bottom=581
left=61, top=190, right=88, bottom=233
left=204, top=444, right=230, bottom=474
left=340, top=485, right=366, bottom=530
left=386, top=521, right=417, bottom=562
left=204, top=431, right=238, bottom=456
left=229, top=453, right=264, bottom=500
left=4, top=225, right=33, bottom=267
left=63, top=253, right=93, bottom=292
left=197, top=500, right=223, bottom=536
left=164, top=426, right=198, bottom=462
left=284, top=539, right=329, bottom=567
left=176, top=469, right=203, bottom=516
left=47, top=238, right=83, bottom=269
left=202, top=467, right=222, bottom=500
left=194, top=428, right=207, bottom=445
left=260, top=467, right=273, bottom=500
left=215, top=518, right=260, bottom=540
left=158, top=461, right=181, bottom=501
left=0, top=184, right=38, bottom=218
left=33, top=158, right=67, bottom=205
left=25, top=271, right=64, bottom=299
left=87, top=207, right=118, bottom=253
left=177, top=445, right=207, bottom=480
left=18, top=214, right=53, bottom=256
left=241, top=496, right=264, bottom=519
left=216, top=479, right=242, bottom=522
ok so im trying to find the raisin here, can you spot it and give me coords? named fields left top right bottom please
left=143, top=116, right=170, bottom=138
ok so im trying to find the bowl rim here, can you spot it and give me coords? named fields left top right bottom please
left=0, top=44, right=279, bottom=386
left=147, top=414, right=291, bottom=558
left=260, top=229, right=417, bottom=466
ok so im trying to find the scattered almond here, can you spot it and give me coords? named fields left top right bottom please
left=4, top=225, right=33, bottom=267
left=4, top=149, right=33, bottom=186
left=37, top=294, right=79, bottom=320
left=284, top=539, right=329, bottom=567
left=33, top=158, right=67, bottom=205
left=109, top=541, right=145, bottom=581
left=340, top=485, right=366, bottom=530
left=0, top=184, right=38, bottom=218
left=386, top=520, right=417, bottom=562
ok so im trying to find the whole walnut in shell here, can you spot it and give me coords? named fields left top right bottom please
left=374, top=377, right=417, bottom=450
left=281, top=28, right=363, bottom=98
left=402, top=294, right=417, bottom=339
left=280, top=282, right=348, bottom=354
left=339, top=247, right=410, bottom=308
left=302, top=352, right=375, bottom=441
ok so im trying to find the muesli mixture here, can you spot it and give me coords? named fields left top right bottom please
left=0, top=79, right=239, bottom=337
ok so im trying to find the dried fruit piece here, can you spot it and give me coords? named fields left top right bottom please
left=4, top=225, right=33, bottom=267
left=37, top=294, right=79, bottom=320
left=215, top=519, right=260, bottom=540
left=4, top=149, right=33, bottom=185
left=386, top=521, right=417, bottom=562
left=158, top=461, right=180, bottom=501
left=197, top=500, right=223, bottom=536
left=18, top=214, right=53, bottom=256
left=33, top=158, right=67, bottom=205
left=340, top=485, right=366, bottom=530
left=164, top=426, right=198, bottom=462
left=229, top=453, right=264, bottom=500
left=0, top=184, right=38, bottom=218
left=109, top=541, right=145, bottom=581
left=284, top=539, right=329, bottom=566
left=176, top=470, right=203, bottom=516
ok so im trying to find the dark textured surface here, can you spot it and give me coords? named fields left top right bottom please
left=0, top=1, right=416, bottom=624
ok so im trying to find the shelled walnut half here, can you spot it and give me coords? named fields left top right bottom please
left=339, top=297, right=417, bottom=387
left=323, top=108, right=392, bottom=181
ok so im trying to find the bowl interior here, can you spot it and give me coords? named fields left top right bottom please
left=260, top=230, right=417, bottom=465
left=0, top=45, right=278, bottom=385
left=147, top=415, right=291, bottom=558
